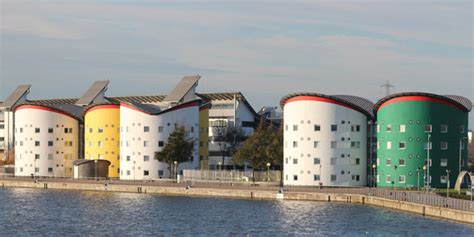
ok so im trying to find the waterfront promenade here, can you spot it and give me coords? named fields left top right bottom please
left=1, top=177, right=473, bottom=224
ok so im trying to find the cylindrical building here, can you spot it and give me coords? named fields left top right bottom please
left=84, top=103, right=120, bottom=178
left=280, top=93, right=373, bottom=186
left=119, top=100, right=200, bottom=180
left=14, top=103, right=82, bottom=177
left=374, top=93, right=472, bottom=188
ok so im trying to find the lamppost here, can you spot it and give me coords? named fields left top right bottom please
left=94, top=159, right=98, bottom=181
left=372, top=164, right=376, bottom=187
left=173, top=160, right=178, bottom=181
left=416, top=167, right=421, bottom=192
left=423, top=165, right=427, bottom=193
left=393, top=165, right=398, bottom=190
left=446, top=169, right=451, bottom=198
left=426, top=133, right=431, bottom=193
left=459, top=137, right=468, bottom=192
left=218, top=161, right=222, bottom=171
left=266, top=162, right=271, bottom=182
left=319, top=164, right=323, bottom=187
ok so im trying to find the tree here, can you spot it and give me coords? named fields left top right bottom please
left=154, top=125, right=195, bottom=178
left=265, top=123, right=283, bottom=185
left=212, top=124, right=245, bottom=169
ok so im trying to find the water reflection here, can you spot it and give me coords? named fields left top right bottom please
left=0, top=188, right=472, bottom=236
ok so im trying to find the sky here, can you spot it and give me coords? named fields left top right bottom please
left=0, top=0, right=473, bottom=126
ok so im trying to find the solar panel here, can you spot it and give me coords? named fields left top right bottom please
left=163, top=75, right=200, bottom=102
left=0, top=84, right=31, bottom=109
left=75, top=80, right=109, bottom=106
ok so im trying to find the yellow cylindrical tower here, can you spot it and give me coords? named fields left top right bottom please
left=198, top=103, right=210, bottom=169
left=84, top=104, right=120, bottom=178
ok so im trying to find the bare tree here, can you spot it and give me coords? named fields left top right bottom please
left=212, top=124, right=245, bottom=170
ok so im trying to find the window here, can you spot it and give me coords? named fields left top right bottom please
left=293, top=141, right=298, bottom=148
left=386, top=124, right=392, bottom=132
left=20, top=128, right=23, bottom=133
left=89, top=128, right=93, bottom=133
left=440, top=159, right=447, bottom=167
left=126, top=170, right=131, bottom=176
left=35, top=128, right=40, bottom=133
left=331, top=158, right=337, bottom=165
left=399, top=175, right=405, bottom=183
left=144, top=155, right=150, bottom=161
left=64, top=141, right=73, bottom=147
left=386, top=141, right=392, bottom=149
left=440, top=176, right=447, bottom=184
left=314, top=125, right=321, bottom=131
left=399, top=124, right=406, bottom=133
left=424, top=159, right=432, bottom=167
left=351, top=141, right=361, bottom=149
left=144, top=141, right=150, bottom=147
left=158, top=170, right=164, bottom=177
left=352, top=175, right=360, bottom=181
left=158, top=126, right=164, bottom=133
left=314, top=175, right=320, bottom=181
left=158, top=141, right=165, bottom=147
left=64, top=128, right=72, bottom=133
left=399, top=142, right=406, bottom=149
left=144, top=126, right=150, bottom=132
left=35, top=154, right=40, bottom=160
left=144, top=170, right=149, bottom=176
left=424, top=142, right=432, bottom=150
left=460, top=125, right=465, bottom=133
left=313, top=141, right=319, bottom=148
left=48, top=128, right=53, bottom=133
left=377, top=141, right=380, bottom=149
left=440, top=125, right=448, bottom=133
left=98, top=141, right=103, bottom=147
left=377, top=175, right=380, bottom=183
left=331, top=125, right=337, bottom=132
left=126, top=156, right=130, bottom=161
left=314, top=158, right=320, bottom=165
left=386, top=158, right=392, bottom=166
left=98, top=128, right=103, bottom=133
left=376, top=125, right=380, bottom=133
left=399, top=158, right=405, bottom=166
left=35, top=141, right=40, bottom=146
left=331, top=141, right=337, bottom=149
left=48, top=141, right=53, bottom=147
left=48, top=154, right=53, bottom=160
left=350, top=125, right=361, bottom=132
left=424, top=124, right=432, bottom=132
left=293, top=125, right=298, bottom=131
left=293, top=175, right=298, bottom=181
left=48, top=167, right=53, bottom=173
left=331, top=175, right=337, bottom=181
left=293, top=159, right=298, bottom=164
left=386, top=175, right=391, bottom=183
left=354, top=158, right=360, bottom=165
left=440, top=142, right=448, bottom=150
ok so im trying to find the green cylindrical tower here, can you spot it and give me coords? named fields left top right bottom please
left=374, top=93, right=471, bottom=189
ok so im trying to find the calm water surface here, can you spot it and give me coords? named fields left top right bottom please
left=0, top=188, right=472, bottom=236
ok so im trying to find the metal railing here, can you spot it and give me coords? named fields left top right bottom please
left=183, top=170, right=281, bottom=183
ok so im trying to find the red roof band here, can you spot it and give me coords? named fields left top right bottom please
left=378, top=96, right=466, bottom=111
left=284, top=96, right=364, bottom=114
left=15, top=105, right=78, bottom=120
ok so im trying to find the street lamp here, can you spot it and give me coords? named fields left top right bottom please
left=426, top=133, right=431, bottom=193
left=446, top=169, right=451, bottom=198
left=218, top=161, right=222, bottom=171
left=173, top=160, right=178, bottom=181
left=416, top=167, right=421, bottom=192
left=423, top=165, right=427, bottom=193
left=393, top=165, right=398, bottom=190
left=372, top=164, right=376, bottom=187
left=266, top=162, right=271, bottom=182
left=459, top=137, right=468, bottom=192
left=94, top=159, right=98, bottom=181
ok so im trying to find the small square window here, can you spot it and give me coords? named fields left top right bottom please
left=440, top=159, right=447, bottom=167
left=331, top=175, right=337, bottom=181
left=144, top=170, right=149, bottom=176
left=313, top=141, right=319, bottom=148
left=440, top=125, right=448, bottom=133
left=35, top=141, right=40, bottom=146
left=399, top=142, right=406, bottom=149
left=440, top=142, right=448, bottom=150
left=399, top=124, right=406, bottom=133
left=126, top=156, right=131, bottom=161
left=386, top=141, right=392, bottom=149
left=386, top=124, right=392, bottom=132
left=313, top=158, right=320, bottom=165
left=158, top=141, right=164, bottom=147
left=460, top=125, right=465, bottom=133
left=386, top=175, right=391, bottom=183
left=144, top=155, right=150, bottom=161
left=425, top=125, right=432, bottom=132
left=144, top=126, right=150, bottom=132
left=293, top=175, right=298, bottom=181
left=331, top=125, right=337, bottom=132
left=35, top=128, right=40, bottom=133
left=331, top=158, right=337, bottom=165
left=331, top=141, right=337, bottom=149
left=399, top=158, right=405, bottom=166
left=48, top=128, right=53, bottom=133
left=398, top=175, right=405, bottom=183
left=293, top=141, right=298, bottom=148
left=314, top=175, right=320, bottom=181
left=98, top=128, right=104, bottom=133
left=48, top=167, right=53, bottom=173
left=158, top=126, right=164, bottom=133
left=440, top=176, right=447, bottom=184
left=158, top=170, right=164, bottom=177
left=386, top=158, right=392, bottom=166
left=293, top=159, right=298, bottom=164
left=48, top=154, right=53, bottom=160
left=48, top=141, right=53, bottom=147
left=314, top=125, right=321, bottom=131
left=293, top=125, right=298, bottom=131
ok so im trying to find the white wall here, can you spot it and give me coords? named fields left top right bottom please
left=14, top=106, right=79, bottom=177
left=119, top=104, right=199, bottom=180
left=283, top=99, right=368, bottom=186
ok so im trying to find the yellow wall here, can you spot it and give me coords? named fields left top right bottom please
left=198, top=106, right=209, bottom=169
left=84, top=105, right=120, bottom=178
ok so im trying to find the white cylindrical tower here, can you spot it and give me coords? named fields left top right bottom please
left=281, top=93, right=373, bottom=186
left=14, top=104, right=81, bottom=177
left=119, top=100, right=200, bottom=180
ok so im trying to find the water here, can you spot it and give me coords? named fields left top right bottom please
left=0, top=188, right=472, bottom=236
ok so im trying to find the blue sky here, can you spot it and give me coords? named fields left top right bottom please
left=0, top=0, right=473, bottom=126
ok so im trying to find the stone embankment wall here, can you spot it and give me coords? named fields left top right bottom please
left=1, top=179, right=473, bottom=224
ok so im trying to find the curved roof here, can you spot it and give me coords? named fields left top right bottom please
left=280, top=92, right=374, bottom=117
left=73, top=159, right=111, bottom=166
left=83, top=102, right=120, bottom=115
left=374, top=92, right=472, bottom=112
left=13, top=102, right=83, bottom=121
left=120, top=99, right=201, bottom=115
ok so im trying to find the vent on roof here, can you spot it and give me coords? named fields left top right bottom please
left=76, top=80, right=109, bottom=106
left=0, top=84, right=31, bottom=109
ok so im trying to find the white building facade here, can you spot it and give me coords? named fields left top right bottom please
left=14, top=104, right=81, bottom=177
left=119, top=100, right=200, bottom=180
left=281, top=93, right=373, bottom=186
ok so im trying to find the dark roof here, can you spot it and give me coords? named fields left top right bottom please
left=82, top=101, right=120, bottom=115
left=163, top=75, right=200, bottom=102
left=13, top=102, right=84, bottom=121
left=75, top=80, right=109, bottom=106
left=73, top=159, right=111, bottom=166
left=121, top=99, right=201, bottom=115
left=108, top=95, right=165, bottom=104
left=0, top=84, right=31, bottom=109
left=374, top=92, right=472, bottom=112
left=280, top=92, right=374, bottom=117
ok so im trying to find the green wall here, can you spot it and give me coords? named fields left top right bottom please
left=376, top=99, right=468, bottom=188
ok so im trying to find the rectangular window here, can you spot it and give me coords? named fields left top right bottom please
left=144, top=141, right=150, bottom=147
left=314, top=125, right=321, bottom=131
left=144, top=126, right=150, bottom=132
left=98, top=128, right=103, bottom=133
left=331, top=175, right=337, bottom=181
left=314, top=158, right=320, bottom=165
left=386, top=175, right=391, bottom=183
left=158, top=126, right=164, bottom=133
left=144, top=170, right=149, bottom=176
left=331, top=141, right=337, bottom=149
left=440, top=125, right=448, bottom=133
left=331, top=158, right=337, bottom=165
left=20, top=128, right=23, bottom=133
left=386, top=158, right=392, bottom=166
left=377, top=175, right=380, bottom=183
left=35, top=141, right=40, bottom=146
left=293, top=175, right=298, bottom=181
left=399, top=175, right=405, bottom=183
left=386, top=141, right=392, bottom=149
left=158, top=170, right=164, bottom=177
left=386, top=124, right=392, bottom=132
left=35, top=128, right=40, bottom=133
left=89, top=128, right=93, bottom=133
left=293, top=159, right=298, bottom=164
left=351, top=141, right=361, bottom=149
left=313, top=141, right=319, bottom=148
left=293, top=141, right=298, bottom=148
left=377, top=141, right=380, bottom=149
left=48, top=141, right=53, bottom=147
left=351, top=125, right=361, bottom=132
left=424, top=142, right=432, bottom=150
left=126, top=156, right=130, bottom=161
left=460, top=125, right=465, bottom=133
left=355, top=158, right=360, bottom=165
left=331, top=125, right=337, bottom=132
left=440, top=142, right=448, bottom=150
left=126, top=170, right=131, bottom=176
left=35, top=154, right=40, bottom=160
left=399, top=124, right=406, bottom=133
left=48, top=128, right=53, bottom=133
left=425, top=124, right=432, bottom=132
left=376, top=125, right=380, bottom=133
left=48, top=167, right=53, bottom=173
left=158, top=141, right=164, bottom=147
left=48, top=154, right=53, bottom=160
left=440, top=159, right=447, bottom=167
left=144, top=155, right=150, bottom=161
left=285, top=125, right=288, bottom=131
left=314, top=175, right=320, bottom=181
left=293, top=125, right=298, bottom=131
left=399, top=158, right=405, bottom=166
left=352, top=175, right=360, bottom=181
left=98, top=141, right=103, bottom=147
left=399, top=142, right=406, bottom=149
left=440, top=176, right=447, bottom=184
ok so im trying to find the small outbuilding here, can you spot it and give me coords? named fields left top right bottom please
left=73, top=159, right=111, bottom=179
